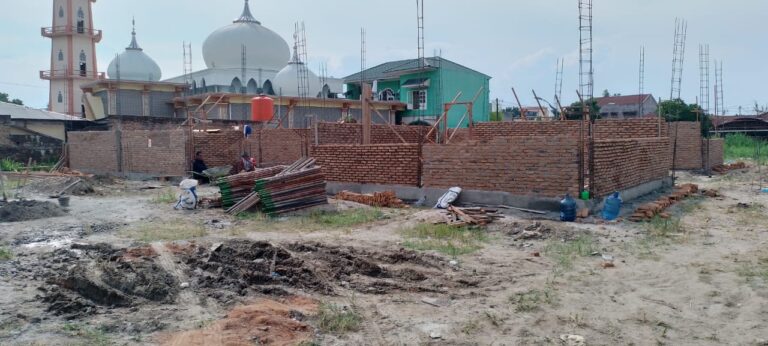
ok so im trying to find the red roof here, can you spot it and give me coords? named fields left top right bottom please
left=595, top=94, right=652, bottom=107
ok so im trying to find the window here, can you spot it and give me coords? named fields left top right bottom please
left=623, top=111, right=638, bottom=117
left=58, top=6, right=64, bottom=18
left=263, top=80, right=274, bottom=95
left=57, top=91, right=63, bottom=103
left=79, top=50, right=86, bottom=62
left=77, top=8, right=84, bottom=19
left=58, top=50, right=64, bottom=61
left=77, top=8, right=84, bottom=34
left=411, top=90, right=427, bottom=110
left=379, top=88, right=395, bottom=101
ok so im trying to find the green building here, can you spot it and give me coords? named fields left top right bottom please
left=344, top=57, right=490, bottom=128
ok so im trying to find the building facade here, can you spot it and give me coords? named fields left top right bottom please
left=596, top=94, right=658, bottom=118
left=344, top=57, right=491, bottom=127
left=41, top=0, right=103, bottom=116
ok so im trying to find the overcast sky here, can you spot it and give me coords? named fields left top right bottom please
left=1, top=0, right=766, bottom=114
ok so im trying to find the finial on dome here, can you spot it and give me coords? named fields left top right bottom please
left=127, top=17, right=142, bottom=50
left=234, top=0, right=261, bottom=24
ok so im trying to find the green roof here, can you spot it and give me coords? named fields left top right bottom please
left=344, top=57, right=491, bottom=83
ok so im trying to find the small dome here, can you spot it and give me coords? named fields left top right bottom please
left=202, top=0, right=290, bottom=71
left=107, top=20, right=162, bottom=82
left=273, top=48, right=322, bottom=97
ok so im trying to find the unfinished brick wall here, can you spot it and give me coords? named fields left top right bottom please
left=68, top=131, right=119, bottom=174
left=314, top=122, right=431, bottom=145
left=311, top=144, right=421, bottom=186
left=258, top=129, right=309, bottom=166
left=121, top=130, right=187, bottom=176
left=594, top=118, right=668, bottom=139
left=670, top=122, right=703, bottom=170
left=422, top=137, right=580, bottom=197
left=193, top=130, right=246, bottom=168
left=704, top=139, right=725, bottom=168
left=592, top=137, right=671, bottom=197
left=474, top=121, right=581, bottom=140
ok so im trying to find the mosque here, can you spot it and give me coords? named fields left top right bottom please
left=42, top=0, right=487, bottom=127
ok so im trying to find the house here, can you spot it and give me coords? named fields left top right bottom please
left=595, top=94, right=657, bottom=118
left=344, top=57, right=491, bottom=127
left=0, top=101, right=88, bottom=162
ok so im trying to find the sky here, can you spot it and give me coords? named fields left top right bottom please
left=1, top=0, right=766, bottom=115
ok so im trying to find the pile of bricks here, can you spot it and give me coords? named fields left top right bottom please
left=712, top=161, right=748, bottom=174
left=335, top=190, right=406, bottom=208
left=311, top=144, right=421, bottom=186
left=629, top=183, right=699, bottom=221
left=592, top=137, right=672, bottom=197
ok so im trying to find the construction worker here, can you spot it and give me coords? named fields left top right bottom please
left=192, top=151, right=209, bottom=184
left=230, top=152, right=255, bottom=175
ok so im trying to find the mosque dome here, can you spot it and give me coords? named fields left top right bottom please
left=273, top=48, right=322, bottom=96
left=107, top=21, right=162, bottom=82
left=202, top=0, right=290, bottom=72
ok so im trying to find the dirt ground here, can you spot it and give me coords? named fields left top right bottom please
left=1, top=167, right=768, bottom=345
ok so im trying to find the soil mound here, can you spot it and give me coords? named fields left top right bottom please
left=0, top=200, right=66, bottom=222
left=37, top=243, right=178, bottom=318
left=183, top=240, right=467, bottom=299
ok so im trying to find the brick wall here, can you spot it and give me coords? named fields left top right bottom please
left=670, top=122, right=702, bottom=170
left=594, top=118, right=668, bottom=139
left=592, top=137, right=671, bottom=197
left=704, top=139, right=724, bottom=168
left=314, top=122, right=431, bottom=145
left=68, top=131, right=119, bottom=174
left=474, top=121, right=581, bottom=140
left=422, top=137, right=580, bottom=197
left=311, top=144, right=421, bottom=186
left=121, top=130, right=188, bottom=176
left=259, top=129, right=309, bottom=166
left=193, top=130, right=245, bottom=168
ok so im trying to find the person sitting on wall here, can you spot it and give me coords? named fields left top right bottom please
left=230, top=152, right=255, bottom=175
left=192, top=151, right=209, bottom=184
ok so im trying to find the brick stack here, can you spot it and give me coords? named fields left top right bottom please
left=311, top=144, right=421, bottom=186
left=422, top=136, right=580, bottom=197
left=591, top=137, right=672, bottom=197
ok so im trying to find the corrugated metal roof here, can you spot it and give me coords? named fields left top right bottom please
left=0, top=101, right=85, bottom=121
left=344, top=57, right=491, bottom=83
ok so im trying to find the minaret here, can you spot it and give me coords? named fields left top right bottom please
left=41, top=0, right=102, bottom=116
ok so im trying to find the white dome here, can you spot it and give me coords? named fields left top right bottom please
left=202, top=1, right=290, bottom=71
left=273, top=50, right=323, bottom=97
left=107, top=25, right=162, bottom=82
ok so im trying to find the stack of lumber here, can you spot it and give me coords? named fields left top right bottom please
left=216, top=166, right=285, bottom=209
left=439, top=206, right=502, bottom=227
left=629, top=183, right=699, bottom=222
left=712, top=161, right=747, bottom=174
left=226, top=158, right=328, bottom=215
left=335, top=190, right=407, bottom=208
left=199, top=196, right=223, bottom=209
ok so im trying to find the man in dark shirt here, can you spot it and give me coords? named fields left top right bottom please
left=192, top=151, right=209, bottom=184
left=229, top=153, right=255, bottom=175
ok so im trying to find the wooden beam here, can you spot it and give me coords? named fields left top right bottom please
left=532, top=89, right=546, bottom=120
left=368, top=100, right=407, bottom=144
left=511, top=87, right=525, bottom=121
left=362, top=83, right=372, bottom=144
left=425, top=91, right=462, bottom=143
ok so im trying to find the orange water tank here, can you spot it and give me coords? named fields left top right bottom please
left=251, top=96, right=274, bottom=122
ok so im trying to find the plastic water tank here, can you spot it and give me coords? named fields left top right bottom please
left=601, top=192, right=622, bottom=221
left=251, top=96, right=274, bottom=122
left=560, top=194, right=577, bottom=222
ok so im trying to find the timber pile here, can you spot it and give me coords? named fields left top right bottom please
left=439, top=206, right=502, bottom=227
left=216, top=166, right=286, bottom=209
left=712, top=161, right=747, bottom=174
left=335, top=190, right=407, bottom=208
left=226, top=158, right=327, bottom=215
left=199, top=196, right=223, bottom=209
left=629, top=183, right=699, bottom=222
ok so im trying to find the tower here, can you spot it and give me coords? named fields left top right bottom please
left=41, top=0, right=102, bottom=116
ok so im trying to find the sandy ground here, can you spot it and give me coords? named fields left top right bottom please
left=1, top=167, right=768, bottom=346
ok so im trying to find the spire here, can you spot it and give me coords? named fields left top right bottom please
left=127, top=17, right=142, bottom=50
left=234, top=0, right=261, bottom=24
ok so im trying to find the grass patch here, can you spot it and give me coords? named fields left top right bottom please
left=309, top=209, right=386, bottom=228
left=61, top=323, right=111, bottom=346
left=737, top=258, right=768, bottom=284
left=0, top=158, right=24, bottom=172
left=401, top=223, right=488, bottom=257
left=316, top=302, right=362, bottom=334
left=510, top=286, right=557, bottom=312
left=725, top=133, right=768, bottom=163
left=543, top=235, right=598, bottom=271
left=645, top=216, right=683, bottom=238
left=151, top=188, right=177, bottom=204
left=121, top=221, right=207, bottom=242
left=461, top=318, right=482, bottom=335
left=232, top=208, right=387, bottom=235
left=0, top=247, right=12, bottom=261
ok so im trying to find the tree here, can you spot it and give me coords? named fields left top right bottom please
left=0, top=92, right=23, bottom=105
left=659, top=99, right=712, bottom=136
left=602, top=89, right=610, bottom=98
left=567, top=99, right=601, bottom=120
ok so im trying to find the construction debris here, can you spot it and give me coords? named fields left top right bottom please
left=335, top=190, right=407, bottom=208
left=437, top=206, right=502, bottom=227
left=712, top=161, right=747, bottom=174
left=216, top=166, right=286, bottom=209
left=629, top=183, right=699, bottom=222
